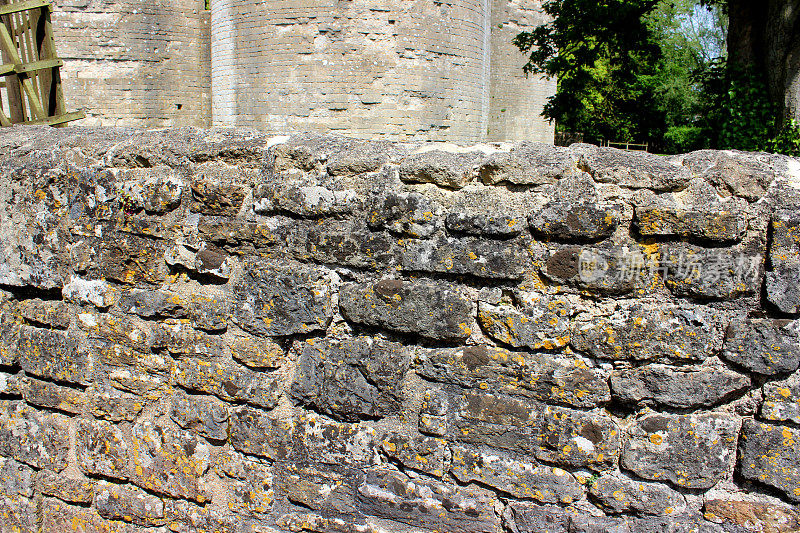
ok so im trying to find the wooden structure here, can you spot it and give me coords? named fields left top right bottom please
left=0, top=0, right=82, bottom=126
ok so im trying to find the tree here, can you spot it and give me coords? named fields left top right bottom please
left=518, top=0, right=800, bottom=153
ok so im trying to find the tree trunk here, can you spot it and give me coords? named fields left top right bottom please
left=727, top=0, right=800, bottom=121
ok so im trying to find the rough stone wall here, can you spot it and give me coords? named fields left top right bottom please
left=210, top=0, right=491, bottom=140
left=52, top=0, right=211, bottom=128
left=0, top=126, right=799, bottom=532
left=487, top=0, right=555, bottom=143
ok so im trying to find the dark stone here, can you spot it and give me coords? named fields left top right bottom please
left=170, top=391, right=230, bottom=441
left=761, top=373, right=800, bottom=424
left=98, top=232, right=168, bottom=286
left=704, top=499, right=800, bottom=533
left=76, top=417, right=129, bottom=480
left=278, top=464, right=356, bottom=515
left=95, top=482, right=165, bottom=526
left=610, top=363, right=751, bottom=408
left=661, top=243, right=762, bottom=300
left=152, top=319, right=225, bottom=359
left=292, top=337, right=411, bottom=422
left=230, top=407, right=292, bottom=460
left=572, top=143, right=691, bottom=191
left=451, top=391, right=538, bottom=453
left=479, top=142, right=577, bottom=185
left=543, top=244, right=654, bottom=295
left=367, top=191, right=442, bottom=238
left=417, top=345, right=609, bottom=408
left=190, top=177, right=246, bottom=216
left=233, top=260, right=333, bottom=336
left=117, top=288, right=187, bottom=318
left=767, top=210, right=800, bottom=314
left=188, top=293, right=228, bottom=331
left=17, top=326, right=91, bottom=385
left=16, top=298, right=70, bottom=329
left=419, top=388, right=450, bottom=437
left=529, top=201, right=620, bottom=241
left=532, top=405, right=621, bottom=470
left=22, top=377, right=88, bottom=414
left=142, top=167, right=184, bottom=214
left=339, top=279, right=473, bottom=341
left=622, top=412, right=740, bottom=489
left=292, top=414, right=378, bottom=467
left=262, top=181, right=359, bottom=217
left=477, top=292, right=571, bottom=351
left=739, top=419, right=800, bottom=502
left=722, top=319, right=800, bottom=375
left=36, top=469, right=95, bottom=504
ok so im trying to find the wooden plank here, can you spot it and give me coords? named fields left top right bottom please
left=10, top=57, right=61, bottom=73
left=0, top=1, right=50, bottom=17
left=36, top=3, right=60, bottom=115
left=0, top=21, right=45, bottom=119
left=21, top=109, right=83, bottom=126
left=0, top=1, right=24, bottom=123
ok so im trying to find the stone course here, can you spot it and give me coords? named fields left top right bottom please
left=0, top=126, right=798, bottom=532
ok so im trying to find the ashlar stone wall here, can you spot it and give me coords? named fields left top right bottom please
left=0, top=126, right=799, bottom=532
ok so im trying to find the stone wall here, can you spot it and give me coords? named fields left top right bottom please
left=52, top=0, right=211, bottom=128
left=0, top=126, right=799, bottom=532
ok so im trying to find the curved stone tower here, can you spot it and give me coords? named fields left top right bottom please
left=210, top=0, right=554, bottom=142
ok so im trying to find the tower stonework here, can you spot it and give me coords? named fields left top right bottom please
left=51, top=0, right=554, bottom=142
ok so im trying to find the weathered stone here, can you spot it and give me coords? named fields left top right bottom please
left=399, top=150, right=482, bottom=189
left=722, top=319, right=800, bottom=375
left=188, top=293, right=228, bottom=331
left=17, top=326, right=92, bottom=385
left=339, top=279, right=473, bottom=341
left=452, top=391, right=537, bottom=453
left=445, top=211, right=524, bottom=238
left=228, top=335, right=284, bottom=369
left=450, top=444, right=583, bottom=504
left=22, top=377, right=88, bottom=414
left=62, top=275, right=118, bottom=308
left=292, top=337, right=411, bottom=422
left=381, top=433, right=451, bottom=477
left=0, top=401, right=69, bottom=471
left=41, top=497, right=130, bottom=533
left=198, top=218, right=278, bottom=253
left=117, top=288, right=186, bottom=318
left=543, top=244, right=654, bottom=295
left=264, top=181, right=359, bottom=217
left=477, top=292, right=571, bottom=350
left=279, top=464, right=355, bottom=515
left=89, top=389, right=145, bottom=422
left=142, top=167, right=184, bottom=214
left=152, top=319, right=225, bottom=359
left=400, top=235, right=529, bottom=279
left=85, top=314, right=152, bottom=353
left=98, top=232, right=168, bottom=285
left=704, top=499, right=800, bottom=533
left=529, top=201, right=621, bottom=241
left=164, top=499, right=240, bottom=533
left=16, top=298, right=70, bottom=329
left=479, top=142, right=577, bottom=185
left=174, top=357, right=281, bottom=409
left=293, top=415, right=378, bottom=467
left=95, top=482, right=165, bottom=526
left=681, top=149, right=783, bottom=201
left=0, top=371, right=23, bottom=396
left=289, top=219, right=397, bottom=269
left=194, top=245, right=232, bottom=280
left=367, top=191, right=442, bottom=238
left=573, top=143, right=691, bottom=191
left=190, top=177, right=246, bottom=216
left=164, top=243, right=197, bottom=270
left=571, top=302, right=720, bottom=362
left=36, top=469, right=95, bottom=504
left=357, top=467, right=500, bottom=533
left=632, top=179, right=748, bottom=243
left=129, top=421, right=211, bottom=503
left=417, top=345, right=609, bottom=408
left=170, top=391, right=230, bottom=441
left=766, top=210, right=800, bottom=314
left=0, top=457, right=35, bottom=498
left=419, top=388, right=449, bottom=437
left=739, top=419, right=800, bottom=502
left=326, top=141, right=397, bottom=176
left=532, top=405, right=621, bottom=470
left=622, top=412, right=740, bottom=489
left=762, top=372, right=800, bottom=424
left=230, top=407, right=292, bottom=460
left=662, top=243, right=762, bottom=299
left=233, top=260, right=332, bottom=336
left=610, top=363, right=751, bottom=408
left=589, top=472, right=685, bottom=516
left=76, top=417, right=129, bottom=480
